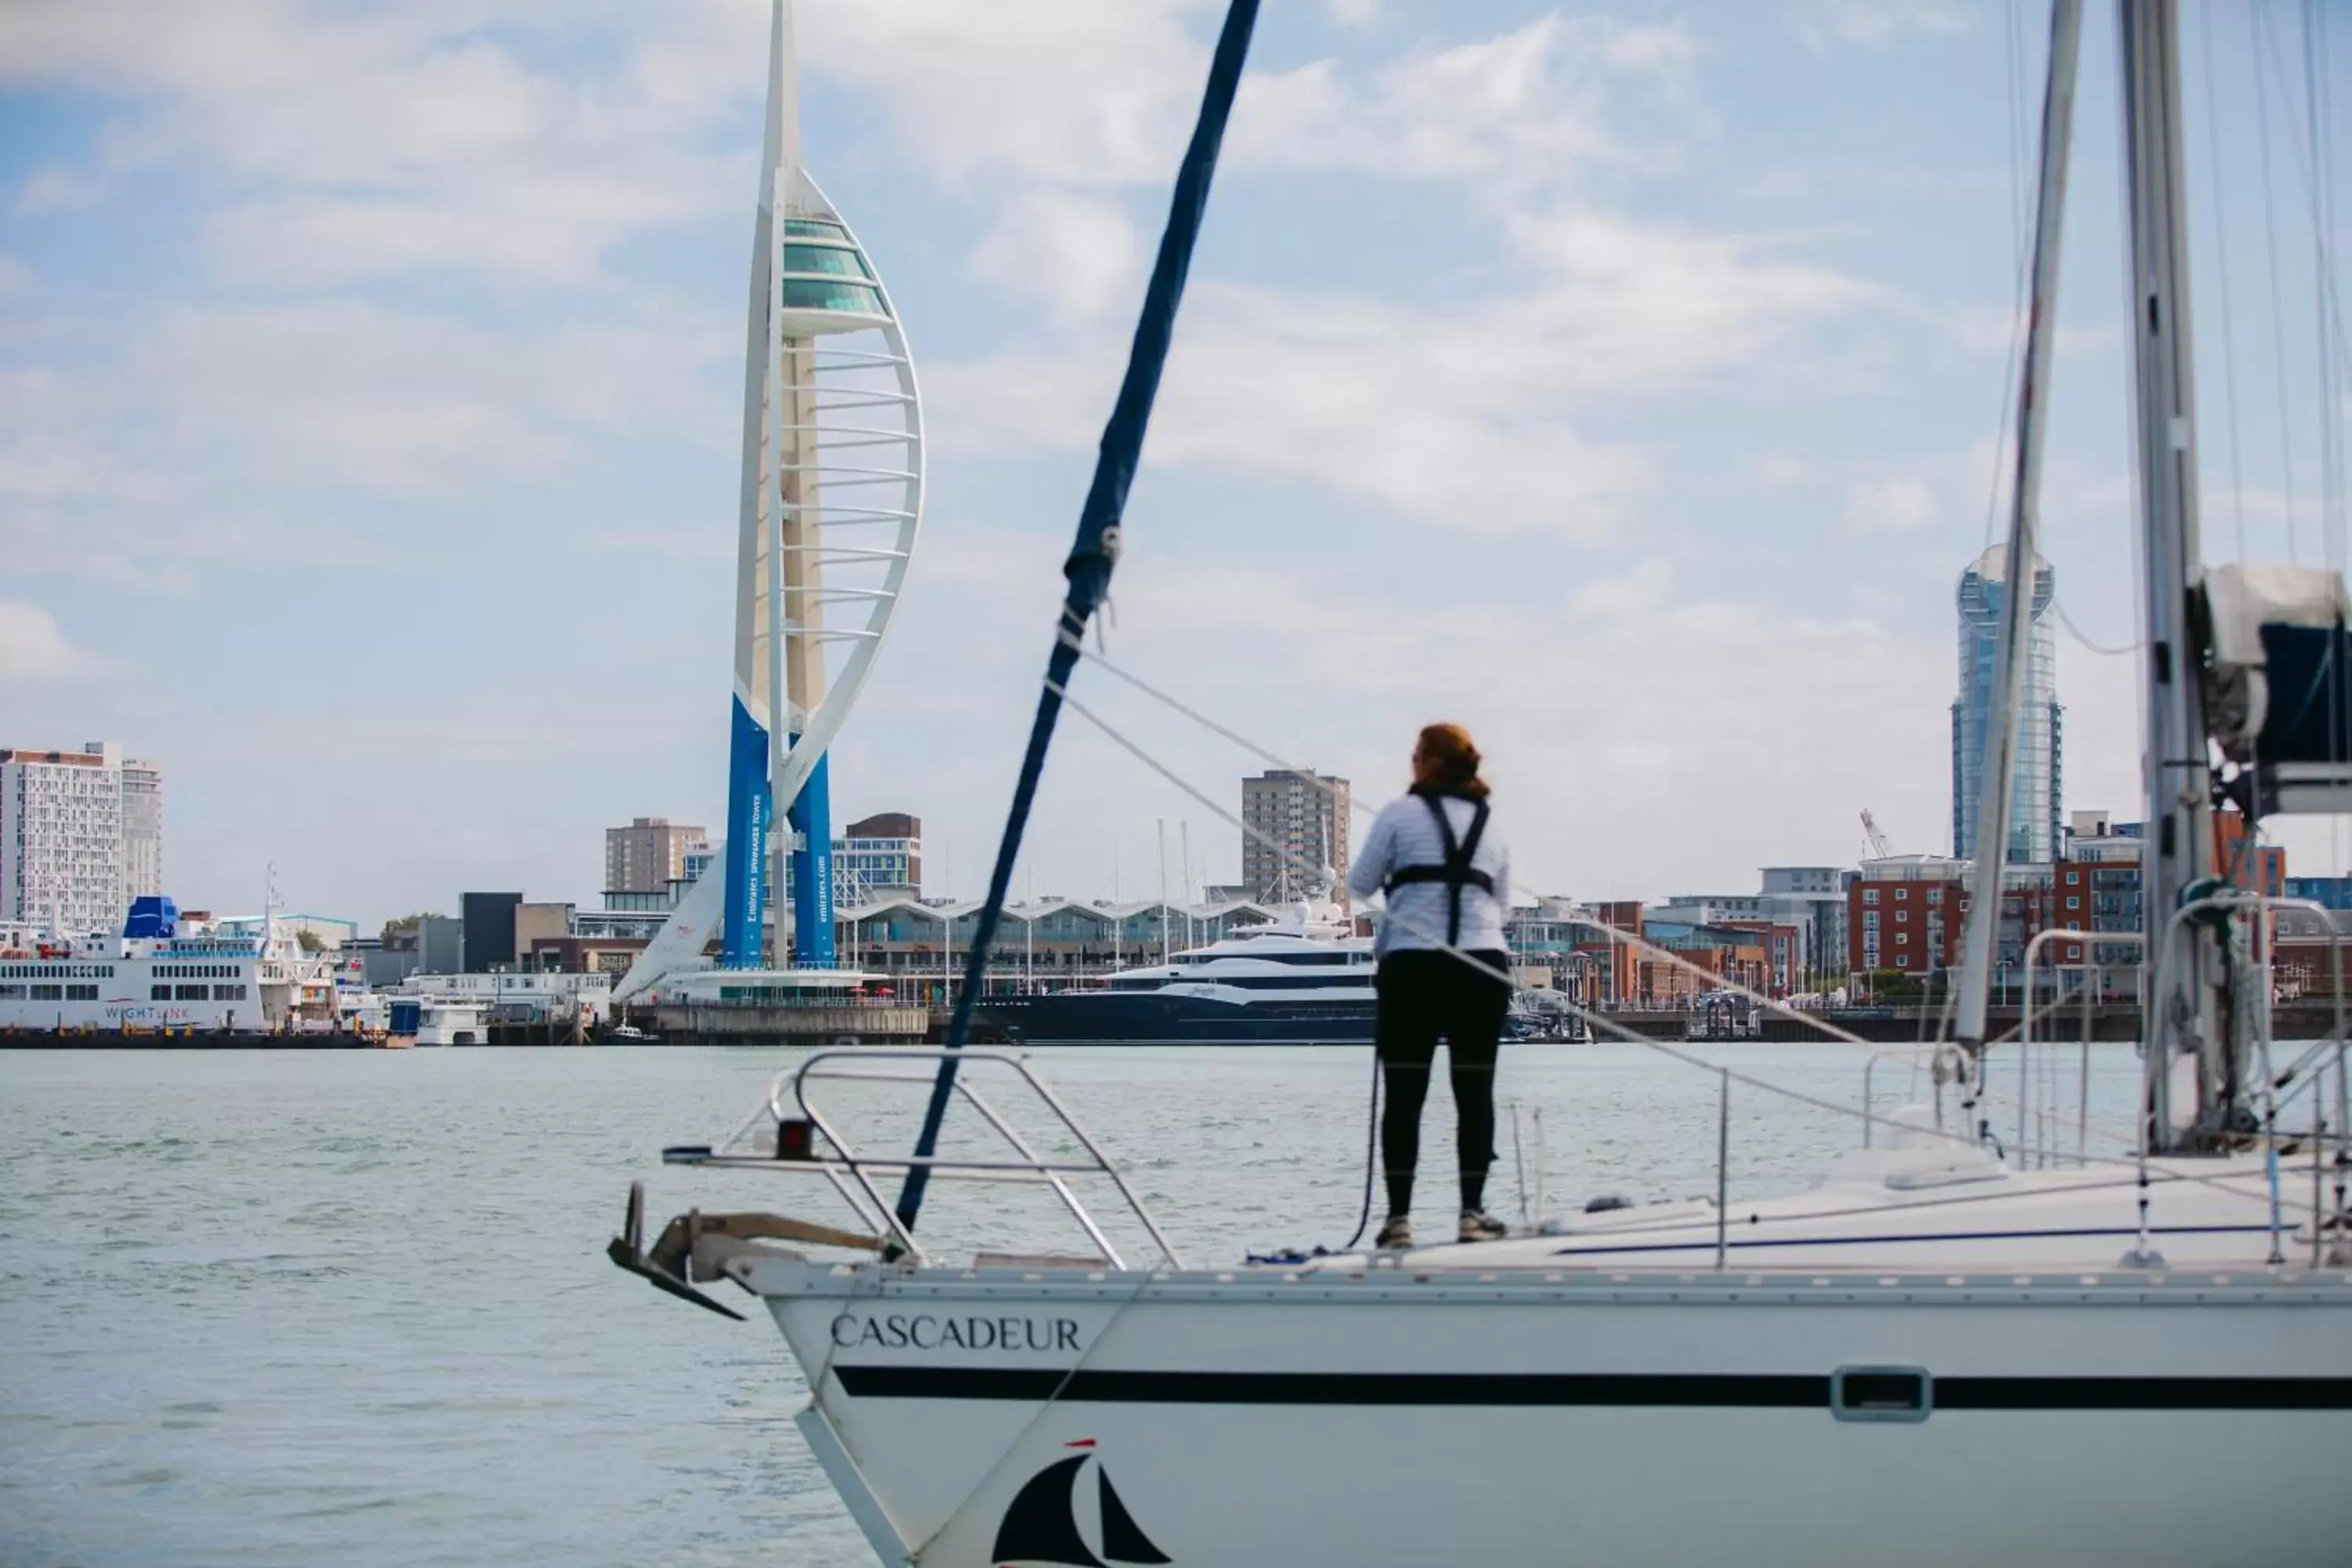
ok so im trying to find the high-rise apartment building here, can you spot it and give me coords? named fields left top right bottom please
left=604, top=816, right=707, bottom=895
left=1241, top=769, right=1350, bottom=906
left=121, top=755, right=163, bottom=905
left=1951, top=545, right=2062, bottom=864
left=1, top=742, right=128, bottom=936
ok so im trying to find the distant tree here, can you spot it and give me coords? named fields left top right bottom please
left=381, top=913, right=444, bottom=938
left=296, top=930, right=325, bottom=953
left=1864, top=967, right=1922, bottom=1000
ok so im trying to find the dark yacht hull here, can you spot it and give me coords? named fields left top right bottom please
left=978, top=991, right=1377, bottom=1045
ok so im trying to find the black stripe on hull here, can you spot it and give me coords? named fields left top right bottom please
left=831, top=1366, right=2352, bottom=1410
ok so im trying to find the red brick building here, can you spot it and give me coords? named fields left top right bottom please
left=2215, top=808, right=2287, bottom=897
left=1846, top=856, right=2057, bottom=985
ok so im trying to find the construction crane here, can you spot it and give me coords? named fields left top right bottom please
left=1859, top=809, right=1893, bottom=860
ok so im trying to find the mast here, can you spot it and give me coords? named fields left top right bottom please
left=2118, top=0, right=2221, bottom=1149
left=891, top=0, right=1262, bottom=1236
left=1955, top=0, right=2084, bottom=1057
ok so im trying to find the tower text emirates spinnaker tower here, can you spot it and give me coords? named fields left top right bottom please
left=619, top=0, right=923, bottom=998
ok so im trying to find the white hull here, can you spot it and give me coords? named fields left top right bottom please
left=746, top=1254, right=2350, bottom=1566
left=681, top=1142, right=2352, bottom=1566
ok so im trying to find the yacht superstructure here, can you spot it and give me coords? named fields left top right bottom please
left=985, top=904, right=1375, bottom=1044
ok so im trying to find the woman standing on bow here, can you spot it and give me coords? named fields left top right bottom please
left=1346, top=722, right=1514, bottom=1250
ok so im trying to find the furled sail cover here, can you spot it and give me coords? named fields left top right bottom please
left=2203, top=563, right=2352, bottom=762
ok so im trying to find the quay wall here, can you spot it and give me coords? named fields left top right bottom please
left=644, top=1004, right=929, bottom=1044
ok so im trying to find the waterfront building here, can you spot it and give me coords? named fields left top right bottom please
left=2286, top=875, right=2352, bottom=912
left=1951, top=545, right=2062, bottom=864
left=1241, top=770, right=1350, bottom=906
left=120, top=755, right=162, bottom=906
left=605, top=817, right=706, bottom=895
left=514, top=901, right=575, bottom=964
left=836, top=895, right=1283, bottom=1001
left=1760, top=866, right=1853, bottom=990
left=416, top=914, right=463, bottom=976
left=524, top=934, right=650, bottom=977
left=2213, top=808, right=2287, bottom=897
left=459, top=891, right=521, bottom=974
left=1639, top=920, right=1777, bottom=999
left=1654, top=868, right=1852, bottom=993
left=0, top=743, right=126, bottom=937
left=1846, top=854, right=2058, bottom=988
left=833, top=812, right=922, bottom=903
left=397, top=969, right=612, bottom=1026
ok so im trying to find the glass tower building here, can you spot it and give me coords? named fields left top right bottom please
left=1951, top=545, right=2061, bottom=864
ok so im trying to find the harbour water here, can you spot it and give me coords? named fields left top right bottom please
left=2, top=1042, right=2147, bottom=1566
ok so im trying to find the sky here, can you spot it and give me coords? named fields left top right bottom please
left=2, top=0, right=2349, bottom=927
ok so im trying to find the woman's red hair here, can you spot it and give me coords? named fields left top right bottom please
left=1411, top=723, right=1489, bottom=799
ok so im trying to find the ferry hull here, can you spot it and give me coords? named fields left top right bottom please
left=744, top=1259, right=2352, bottom=1566
left=0, top=1029, right=376, bottom=1049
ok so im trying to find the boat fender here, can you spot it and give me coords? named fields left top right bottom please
left=1583, top=1193, right=1633, bottom=1213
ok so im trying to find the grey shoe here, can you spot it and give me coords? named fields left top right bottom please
left=1458, top=1210, right=1508, bottom=1243
left=1374, top=1214, right=1414, bottom=1250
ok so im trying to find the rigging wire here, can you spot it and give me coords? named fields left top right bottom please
left=2252, top=0, right=2305, bottom=561
left=1980, top=0, right=2039, bottom=555
left=2049, top=590, right=2141, bottom=656
left=2198, top=0, right=2252, bottom=562
left=2305, top=0, right=2343, bottom=580
left=2252, top=2, right=2352, bottom=379
left=1047, top=670, right=2325, bottom=1200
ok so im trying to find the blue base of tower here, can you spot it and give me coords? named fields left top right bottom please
left=720, top=695, right=771, bottom=969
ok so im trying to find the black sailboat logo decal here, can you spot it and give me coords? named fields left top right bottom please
left=993, top=1441, right=1172, bottom=1566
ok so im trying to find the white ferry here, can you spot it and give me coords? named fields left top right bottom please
left=0, top=896, right=339, bottom=1036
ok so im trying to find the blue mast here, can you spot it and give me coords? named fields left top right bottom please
left=891, top=0, right=1260, bottom=1233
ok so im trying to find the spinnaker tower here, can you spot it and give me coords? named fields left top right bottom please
left=619, top=0, right=923, bottom=999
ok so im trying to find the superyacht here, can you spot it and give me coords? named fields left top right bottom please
left=982, top=899, right=1376, bottom=1045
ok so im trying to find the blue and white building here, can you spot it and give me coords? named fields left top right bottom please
left=1952, top=544, right=2062, bottom=864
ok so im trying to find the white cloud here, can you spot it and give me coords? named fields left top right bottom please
left=799, top=0, right=1212, bottom=188
left=1232, top=17, right=1694, bottom=191
left=969, top=191, right=1142, bottom=324
left=121, top=300, right=724, bottom=492
left=934, top=209, right=1873, bottom=533
left=0, top=1, right=744, bottom=289
left=1323, top=0, right=1386, bottom=29
left=13, top=166, right=99, bottom=213
left=0, top=601, right=95, bottom=682
left=1842, top=474, right=1938, bottom=532
left=1567, top=558, right=1673, bottom=618
left=1787, top=0, right=1969, bottom=51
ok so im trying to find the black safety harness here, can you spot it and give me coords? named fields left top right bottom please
left=1381, top=791, right=1494, bottom=946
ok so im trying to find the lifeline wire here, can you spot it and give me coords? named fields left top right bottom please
left=1046, top=662, right=2344, bottom=1192
left=1053, top=678, right=2011, bottom=1156
left=891, top=0, right=1261, bottom=1237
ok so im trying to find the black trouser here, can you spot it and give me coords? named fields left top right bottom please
left=1375, top=948, right=1512, bottom=1218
